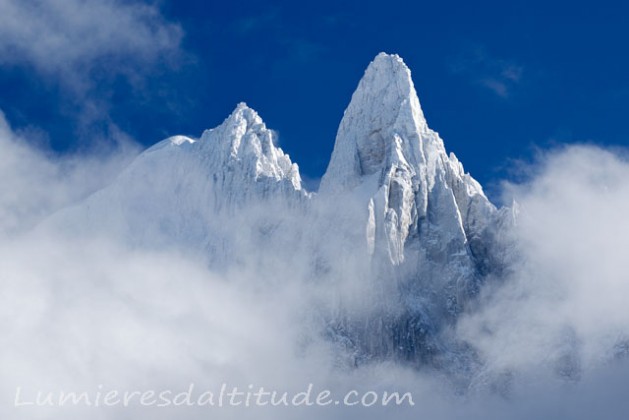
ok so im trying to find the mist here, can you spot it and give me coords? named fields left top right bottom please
left=459, top=146, right=629, bottom=378
left=3, top=113, right=629, bottom=420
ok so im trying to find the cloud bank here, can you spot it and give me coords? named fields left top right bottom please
left=2, top=108, right=629, bottom=420
left=0, top=111, right=139, bottom=235
left=459, top=146, right=629, bottom=380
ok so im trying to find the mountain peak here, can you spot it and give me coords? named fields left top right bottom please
left=198, top=104, right=303, bottom=190
left=202, top=103, right=267, bottom=156
left=223, top=102, right=263, bottom=129
left=368, top=52, right=412, bottom=82
left=319, top=53, right=495, bottom=267
left=360, top=52, right=425, bottom=122
left=48, top=54, right=507, bottom=373
left=319, top=52, right=429, bottom=193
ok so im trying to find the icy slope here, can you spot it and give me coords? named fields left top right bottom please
left=313, top=54, right=510, bottom=370
left=46, top=53, right=511, bottom=377
left=320, top=53, right=496, bottom=267
left=51, top=103, right=307, bottom=264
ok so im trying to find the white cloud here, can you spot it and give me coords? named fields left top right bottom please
left=0, top=110, right=139, bottom=235
left=3, top=104, right=629, bottom=420
left=0, top=0, right=183, bottom=93
left=0, top=0, right=184, bottom=165
left=0, top=114, right=427, bottom=419
left=459, top=145, right=629, bottom=379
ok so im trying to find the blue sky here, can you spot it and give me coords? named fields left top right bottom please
left=0, top=0, right=628, bottom=194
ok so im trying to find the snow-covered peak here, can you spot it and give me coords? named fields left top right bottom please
left=44, top=55, right=512, bottom=375
left=198, top=103, right=302, bottom=189
left=361, top=52, right=428, bottom=127
left=220, top=102, right=264, bottom=139
left=318, top=52, right=496, bottom=269
left=54, top=102, right=308, bottom=253
left=319, top=53, right=431, bottom=193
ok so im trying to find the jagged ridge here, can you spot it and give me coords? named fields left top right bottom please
left=47, top=53, right=512, bottom=380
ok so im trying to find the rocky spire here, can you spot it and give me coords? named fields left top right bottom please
left=319, top=53, right=432, bottom=193
left=319, top=53, right=495, bottom=270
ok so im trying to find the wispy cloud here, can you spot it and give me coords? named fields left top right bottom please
left=0, top=109, right=139, bottom=235
left=449, top=45, right=523, bottom=98
left=0, top=0, right=186, bottom=145
left=0, top=0, right=183, bottom=94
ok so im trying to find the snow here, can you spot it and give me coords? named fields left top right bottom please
left=167, top=135, right=195, bottom=146
left=46, top=52, right=513, bottom=375
left=319, top=53, right=497, bottom=271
